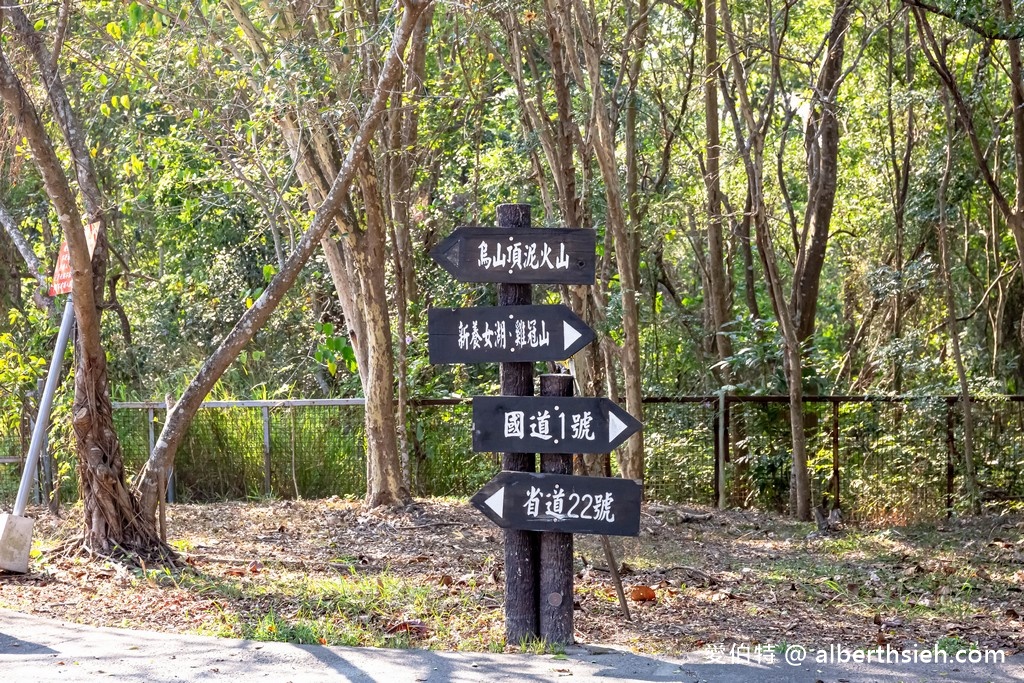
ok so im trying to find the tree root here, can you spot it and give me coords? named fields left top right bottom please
left=44, top=534, right=181, bottom=571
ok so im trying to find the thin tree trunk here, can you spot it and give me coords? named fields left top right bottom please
left=704, top=0, right=735, bottom=390
left=0, top=201, right=54, bottom=315
left=937, top=96, right=981, bottom=514
left=571, top=0, right=645, bottom=480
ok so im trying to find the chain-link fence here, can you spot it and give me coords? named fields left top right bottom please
left=723, top=396, right=1024, bottom=520
left=2, top=395, right=1022, bottom=520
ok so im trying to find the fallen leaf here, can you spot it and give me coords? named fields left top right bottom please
left=629, top=585, right=656, bottom=602
left=385, top=619, right=429, bottom=637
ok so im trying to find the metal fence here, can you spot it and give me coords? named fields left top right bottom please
left=2, top=395, right=1022, bottom=520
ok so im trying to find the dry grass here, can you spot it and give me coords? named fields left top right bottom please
left=1, top=499, right=1021, bottom=655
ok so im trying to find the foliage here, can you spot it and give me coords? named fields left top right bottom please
left=2, top=0, right=1024, bottom=519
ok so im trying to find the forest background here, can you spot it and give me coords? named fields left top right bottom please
left=2, top=0, right=1024, bottom=552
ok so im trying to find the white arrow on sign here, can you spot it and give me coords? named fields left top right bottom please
left=563, top=320, right=582, bottom=351
left=608, top=412, right=628, bottom=443
left=484, top=487, right=505, bottom=518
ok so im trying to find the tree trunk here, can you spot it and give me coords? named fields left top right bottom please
left=704, top=0, right=734, bottom=384
left=571, top=0, right=645, bottom=480
left=937, top=95, right=981, bottom=514
left=0, top=216, right=23, bottom=313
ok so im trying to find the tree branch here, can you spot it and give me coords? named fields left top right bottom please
left=903, top=0, right=1024, bottom=40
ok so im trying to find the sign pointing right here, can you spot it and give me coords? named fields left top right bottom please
left=428, top=304, right=596, bottom=364
left=472, top=396, right=643, bottom=454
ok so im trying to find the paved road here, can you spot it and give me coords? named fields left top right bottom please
left=1, top=608, right=1021, bottom=682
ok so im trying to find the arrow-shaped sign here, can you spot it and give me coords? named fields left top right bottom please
left=428, top=305, right=596, bottom=364
left=472, top=396, right=642, bottom=454
left=471, top=471, right=642, bottom=536
left=430, top=226, right=596, bottom=285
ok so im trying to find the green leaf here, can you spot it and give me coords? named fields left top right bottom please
left=340, top=345, right=356, bottom=365
left=322, top=322, right=334, bottom=337
left=327, top=360, right=337, bottom=376
left=262, top=264, right=276, bottom=282
left=129, top=2, right=144, bottom=26
left=34, top=19, right=46, bottom=31
left=120, top=94, right=130, bottom=109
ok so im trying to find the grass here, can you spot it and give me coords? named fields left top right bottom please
left=172, top=568, right=506, bottom=650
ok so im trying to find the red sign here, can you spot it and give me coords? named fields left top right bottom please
left=50, top=222, right=100, bottom=296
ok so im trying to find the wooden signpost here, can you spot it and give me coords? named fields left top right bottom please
left=472, top=396, right=642, bottom=454
left=470, top=471, right=642, bottom=536
left=428, top=305, right=596, bottom=364
left=430, top=226, right=597, bottom=284
left=428, top=204, right=643, bottom=646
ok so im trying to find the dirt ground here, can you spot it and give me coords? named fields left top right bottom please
left=1, top=499, right=1021, bottom=655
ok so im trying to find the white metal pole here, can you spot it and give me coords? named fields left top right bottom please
left=14, top=297, right=74, bottom=517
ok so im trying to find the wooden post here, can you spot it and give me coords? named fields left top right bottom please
left=539, top=373, right=574, bottom=645
left=497, top=203, right=539, bottom=644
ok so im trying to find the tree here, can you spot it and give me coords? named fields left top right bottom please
left=719, top=0, right=856, bottom=519
left=135, top=0, right=433, bottom=518
left=0, top=5, right=161, bottom=553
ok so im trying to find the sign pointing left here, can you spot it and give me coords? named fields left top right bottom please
left=471, top=471, right=642, bottom=536
left=430, top=226, right=597, bottom=284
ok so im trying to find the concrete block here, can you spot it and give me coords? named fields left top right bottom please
left=0, top=513, right=34, bottom=574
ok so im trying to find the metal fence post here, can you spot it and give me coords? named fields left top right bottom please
left=831, top=400, right=840, bottom=510
left=717, top=391, right=727, bottom=508
left=945, top=400, right=955, bottom=518
left=262, top=406, right=272, bottom=496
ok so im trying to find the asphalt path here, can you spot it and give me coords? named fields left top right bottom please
left=1, top=608, right=1021, bottom=682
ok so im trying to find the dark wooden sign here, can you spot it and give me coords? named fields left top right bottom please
left=472, top=396, right=642, bottom=454
left=430, top=227, right=596, bottom=284
left=428, top=305, right=596, bottom=364
left=471, top=471, right=642, bottom=536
